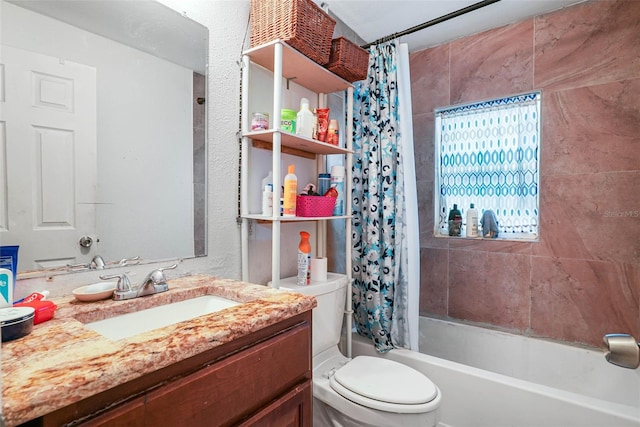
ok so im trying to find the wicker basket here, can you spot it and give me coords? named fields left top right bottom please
left=250, top=0, right=336, bottom=65
left=326, top=37, right=369, bottom=82
left=296, top=195, right=336, bottom=217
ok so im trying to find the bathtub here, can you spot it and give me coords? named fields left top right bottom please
left=350, top=317, right=640, bottom=427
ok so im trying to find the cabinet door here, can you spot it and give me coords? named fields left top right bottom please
left=78, top=396, right=145, bottom=427
left=238, top=381, right=311, bottom=427
left=144, top=324, right=310, bottom=427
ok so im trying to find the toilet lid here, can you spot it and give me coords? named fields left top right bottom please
left=330, top=356, right=438, bottom=413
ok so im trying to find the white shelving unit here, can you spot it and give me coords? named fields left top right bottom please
left=240, top=40, right=353, bottom=289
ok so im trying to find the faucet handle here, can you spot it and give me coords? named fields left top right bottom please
left=146, top=264, right=178, bottom=285
left=157, top=264, right=178, bottom=273
left=100, top=273, right=132, bottom=292
left=66, top=262, right=89, bottom=271
left=119, top=256, right=140, bottom=267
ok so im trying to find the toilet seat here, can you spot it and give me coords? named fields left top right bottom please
left=329, top=356, right=438, bottom=414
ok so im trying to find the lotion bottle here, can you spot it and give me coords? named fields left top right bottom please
left=466, top=203, right=479, bottom=237
left=261, top=184, right=273, bottom=216
left=283, top=164, right=297, bottom=217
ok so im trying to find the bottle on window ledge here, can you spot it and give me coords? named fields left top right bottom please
left=448, top=204, right=462, bottom=236
left=466, top=203, right=479, bottom=237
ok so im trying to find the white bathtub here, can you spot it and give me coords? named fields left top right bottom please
left=350, top=317, right=640, bottom=427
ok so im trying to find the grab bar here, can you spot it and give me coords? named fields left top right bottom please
left=602, top=334, right=640, bottom=369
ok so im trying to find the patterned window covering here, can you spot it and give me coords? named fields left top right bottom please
left=434, top=92, right=541, bottom=238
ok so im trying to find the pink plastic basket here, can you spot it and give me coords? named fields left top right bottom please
left=296, top=195, right=336, bottom=217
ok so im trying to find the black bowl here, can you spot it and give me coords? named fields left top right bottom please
left=0, top=306, right=35, bottom=342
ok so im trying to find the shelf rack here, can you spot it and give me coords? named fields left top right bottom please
left=240, top=39, right=353, bottom=292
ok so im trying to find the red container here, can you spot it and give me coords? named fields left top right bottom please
left=296, top=195, right=336, bottom=217
left=13, top=299, right=57, bottom=324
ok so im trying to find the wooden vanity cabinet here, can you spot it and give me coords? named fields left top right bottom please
left=24, top=311, right=312, bottom=427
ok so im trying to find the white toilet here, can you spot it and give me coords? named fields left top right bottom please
left=279, top=273, right=441, bottom=427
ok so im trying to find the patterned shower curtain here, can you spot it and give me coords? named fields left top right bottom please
left=351, top=40, right=410, bottom=353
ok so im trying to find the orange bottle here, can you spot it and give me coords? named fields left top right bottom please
left=297, top=231, right=311, bottom=286
left=283, top=164, right=297, bottom=217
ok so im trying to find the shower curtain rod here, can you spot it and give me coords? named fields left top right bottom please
left=361, top=0, right=502, bottom=49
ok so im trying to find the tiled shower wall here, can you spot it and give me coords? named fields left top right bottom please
left=411, top=0, right=640, bottom=347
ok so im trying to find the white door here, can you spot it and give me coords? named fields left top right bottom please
left=0, top=45, right=97, bottom=272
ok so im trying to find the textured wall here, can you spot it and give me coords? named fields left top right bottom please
left=411, top=0, right=640, bottom=347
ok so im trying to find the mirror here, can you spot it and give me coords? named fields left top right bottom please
left=0, top=0, right=208, bottom=275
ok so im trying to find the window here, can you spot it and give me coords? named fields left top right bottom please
left=434, top=92, right=541, bottom=240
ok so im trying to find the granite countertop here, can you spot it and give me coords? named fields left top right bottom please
left=1, top=274, right=316, bottom=426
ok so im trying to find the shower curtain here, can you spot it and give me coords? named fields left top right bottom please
left=351, top=40, right=419, bottom=353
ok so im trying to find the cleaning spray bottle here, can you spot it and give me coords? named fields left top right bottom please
left=283, top=164, right=297, bottom=217
left=297, top=231, right=311, bottom=286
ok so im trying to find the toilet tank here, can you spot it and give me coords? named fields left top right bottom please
left=276, top=273, right=348, bottom=357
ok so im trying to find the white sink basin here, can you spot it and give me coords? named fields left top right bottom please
left=84, top=295, right=240, bottom=340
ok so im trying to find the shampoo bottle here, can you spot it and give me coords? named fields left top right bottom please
left=0, top=268, right=14, bottom=308
left=448, top=204, right=462, bottom=236
left=283, top=164, right=297, bottom=217
left=296, top=98, right=314, bottom=139
left=466, top=203, right=479, bottom=237
left=297, top=231, right=311, bottom=286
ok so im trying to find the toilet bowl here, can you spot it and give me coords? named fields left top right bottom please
left=278, top=274, right=441, bottom=427
left=312, top=346, right=441, bottom=427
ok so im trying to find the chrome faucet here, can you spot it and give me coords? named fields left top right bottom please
left=67, top=255, right=106, bottom=271
left=90, top=255, right=106, bottom=270
left=100, top=272, right=135, bottom=300
left=136, top=264, right=178, bottom=297
left=602, top=333, right=640, bottom=369
left=100, top=264, right=177, bottom=301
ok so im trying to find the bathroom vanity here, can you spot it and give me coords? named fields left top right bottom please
left=1, top=275, right=315, bottom=426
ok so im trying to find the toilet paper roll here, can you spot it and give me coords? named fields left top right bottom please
left=310, top=257, right=328, bottom=282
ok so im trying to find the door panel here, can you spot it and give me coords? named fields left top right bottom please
left=0, top=45, right=97, bottom=271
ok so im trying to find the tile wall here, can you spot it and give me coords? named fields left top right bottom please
left=411, top=0, right=640, bottom=347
